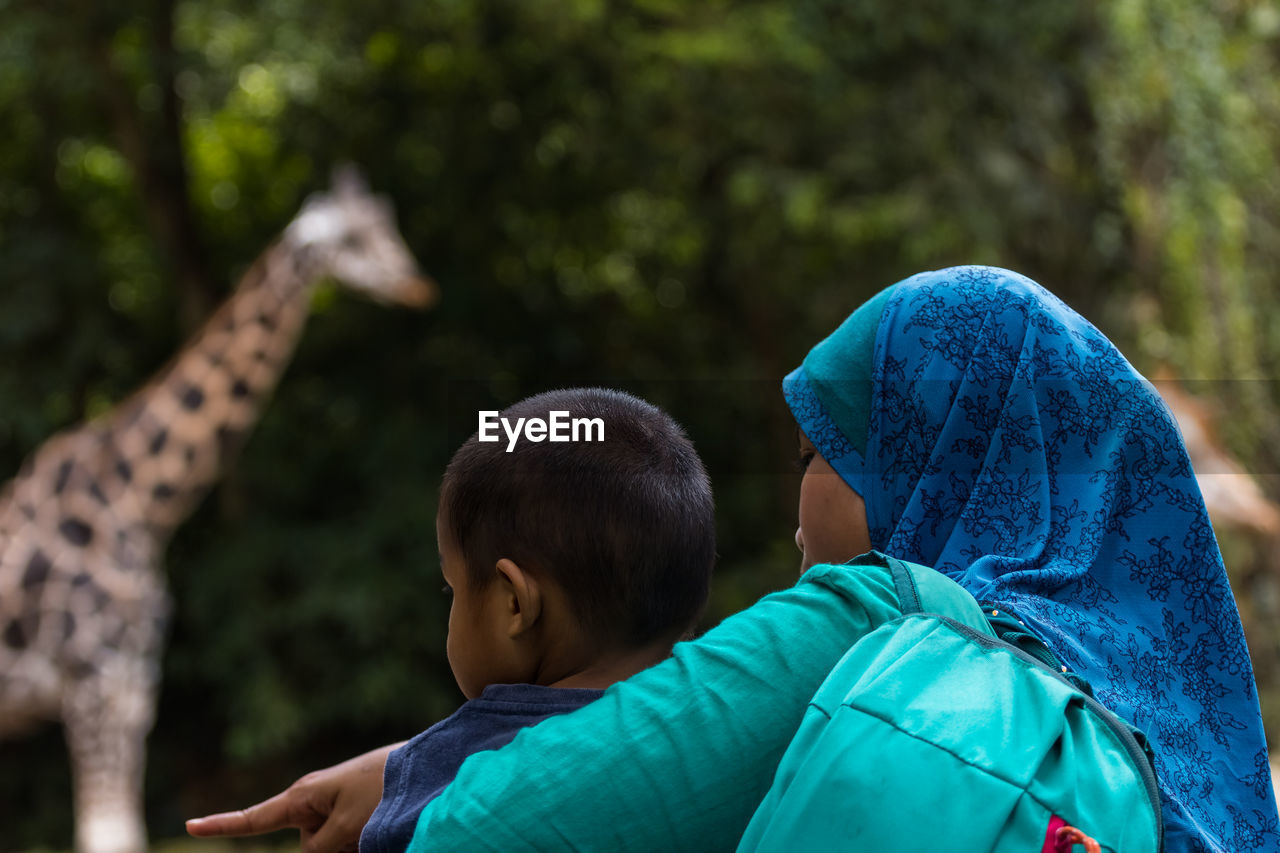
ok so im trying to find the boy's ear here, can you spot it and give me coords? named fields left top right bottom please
left=494, top=558, right=542, bottom=637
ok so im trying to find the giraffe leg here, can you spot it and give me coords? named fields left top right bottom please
left=62, top=658, right=155, bottom=853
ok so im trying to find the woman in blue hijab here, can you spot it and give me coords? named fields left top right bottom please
left=189, top=266, right=1275, bottom=853
left=786, top=265, right=1275, bottom=850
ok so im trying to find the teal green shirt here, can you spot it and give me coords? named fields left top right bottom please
left=407, top=555, right=990, bottom=852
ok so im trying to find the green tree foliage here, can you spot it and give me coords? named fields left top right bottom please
left=1092, top=0, right=1280, bottom=437
left=1, top=0, right=1278, bottom=844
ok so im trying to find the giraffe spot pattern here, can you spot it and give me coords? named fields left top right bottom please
left=115, top=458, right=132, bottom=483
left=179, top=384, right=204, bottom=411
left=149, top=429, right=168, bottom=455
left=4, top=612, right=37, bottom=649
left=22, top=550, right=51, bottom=589
left=59, top=517, right=93, bottom=547
left=54, top=459, right=73, bottom=494
left=67, top=659, right=96, bottom=680
left=70, top=578, right=112, bottom=613
left=152, top=483, right=176, bottom=502
left=4, top=618, right=27, bottom=649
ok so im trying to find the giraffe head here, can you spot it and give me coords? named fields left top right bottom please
left=284, top=165, right=437, bottom=308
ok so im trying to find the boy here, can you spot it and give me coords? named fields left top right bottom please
left=358, top=387, right=715, bottom=853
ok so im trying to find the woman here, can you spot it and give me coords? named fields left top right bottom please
left=189, top=267, right=1276, bottom=852
left=784, top=266, right=1274, bottom=849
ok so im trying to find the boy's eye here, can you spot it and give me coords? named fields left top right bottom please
left=441, top=584, right=453, bottom=597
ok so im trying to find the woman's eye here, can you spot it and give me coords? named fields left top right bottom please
left=794, top=451, right=815, bottom=472
left=441, top=584, right=453, bottom=597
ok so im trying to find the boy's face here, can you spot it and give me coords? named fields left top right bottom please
left=437, top=512, right=523, bottom=699
left=795, top=430, right=871, bottom=574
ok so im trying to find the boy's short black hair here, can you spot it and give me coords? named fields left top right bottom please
left=439, top=388, right=714, bottom=647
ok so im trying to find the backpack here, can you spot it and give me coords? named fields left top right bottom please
left=737, top=555, right=1163, bottom=853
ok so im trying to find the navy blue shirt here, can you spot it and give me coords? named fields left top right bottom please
left=359, top=683, right=605, bottom=853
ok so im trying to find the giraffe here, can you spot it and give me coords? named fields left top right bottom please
left=1154, top=374, right=1280, bottom=541
left=0, top=166, right=435, bottom=853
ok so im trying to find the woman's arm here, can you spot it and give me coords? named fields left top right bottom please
left=186, top=741, right=404, bottom=853
left=408, top=558, right=987, bottom=852
left=185, top=560, right=888, bottom=853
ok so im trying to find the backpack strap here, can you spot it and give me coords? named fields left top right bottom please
left=981, top=603, right=1096, bottom=697
left=882, top=555, right=1088, bottom=695
left=980, top=603, right=1162, bottom=833
left=938, top=612, right=1165, bottom=852
left=862, top=555, right=1163, bottom=849
left=885, top=555, right=923, bottom=615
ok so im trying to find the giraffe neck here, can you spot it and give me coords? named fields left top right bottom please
left=103, top=237, right=324, bottom=541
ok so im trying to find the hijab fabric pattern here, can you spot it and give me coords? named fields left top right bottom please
left=784, top=266, right=1277, bottom=852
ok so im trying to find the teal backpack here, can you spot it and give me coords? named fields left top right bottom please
left=738, top=555, right=1163, bottom=853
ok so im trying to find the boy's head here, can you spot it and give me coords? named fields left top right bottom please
left=438, top=388, right=715, bottom=698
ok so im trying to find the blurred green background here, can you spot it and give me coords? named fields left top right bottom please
left=3, top=0, right=1280, bottom=846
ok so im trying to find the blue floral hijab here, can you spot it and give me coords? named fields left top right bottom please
left=784, top=266, right=1277, bottom=852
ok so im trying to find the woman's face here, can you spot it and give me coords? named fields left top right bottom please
left=795, top=430, right=872, bottom=574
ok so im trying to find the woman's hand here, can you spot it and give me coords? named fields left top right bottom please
left=186, top=742, right=402, bottom=853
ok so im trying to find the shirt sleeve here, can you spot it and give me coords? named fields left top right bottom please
left=406, top=559, right=973, bottom=852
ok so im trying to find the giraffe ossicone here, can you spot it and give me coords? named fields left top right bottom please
left=0, top=166, right=435, bottom=853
